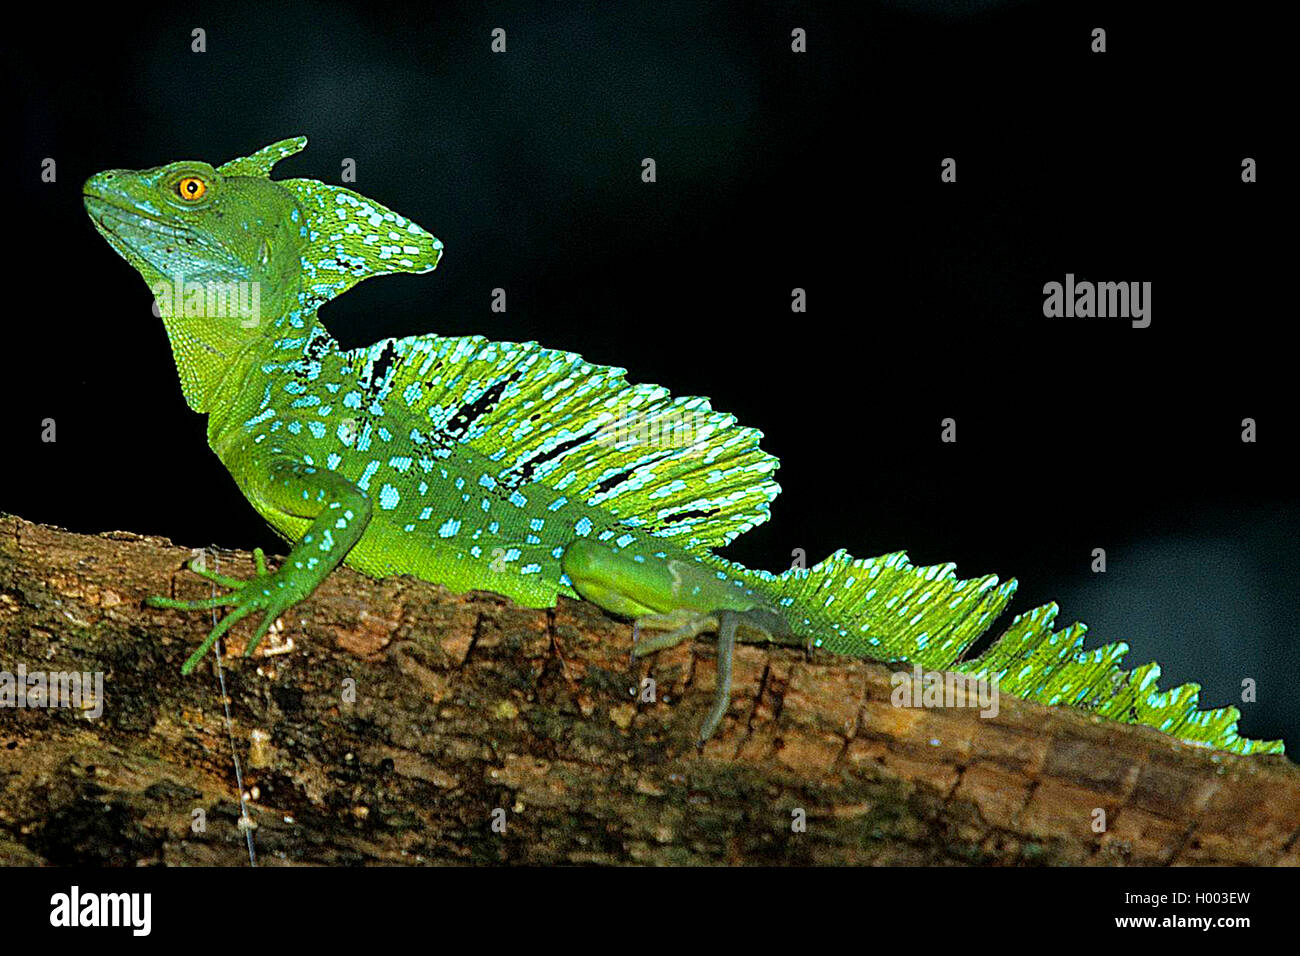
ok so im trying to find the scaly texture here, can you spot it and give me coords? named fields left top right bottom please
left=82, top=137, right=1282, bottom=756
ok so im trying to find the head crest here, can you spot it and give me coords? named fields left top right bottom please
left=216, top=136, right=309, bottom=177
left=216, top=136, right=443, bottom=305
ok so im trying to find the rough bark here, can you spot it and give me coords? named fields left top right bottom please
left=0, top=514, right=1296, bottom=866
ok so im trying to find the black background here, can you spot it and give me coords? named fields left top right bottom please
left=4, top=0, right=1295, bottom=749
left=9, top=864, right=1289, bottom=939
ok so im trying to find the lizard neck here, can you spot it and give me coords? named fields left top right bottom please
left=203, top=299, right=336, bottom=451
left=169, top=284, right=315, bottom=415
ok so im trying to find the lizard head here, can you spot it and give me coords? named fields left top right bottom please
left=83, top=157, right=308, bottom=318
left=83, top=136, right=444, bottom=410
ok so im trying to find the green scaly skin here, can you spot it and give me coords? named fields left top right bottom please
left=83, top=137, right=1283, bottom=755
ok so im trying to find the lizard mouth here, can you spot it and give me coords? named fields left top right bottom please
left=83, top=194, right=209, bottom=272
left=83, top=194, right=193, bottom=238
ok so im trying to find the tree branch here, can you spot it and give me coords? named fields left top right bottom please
left=1, top=514, right=1296, bottom=865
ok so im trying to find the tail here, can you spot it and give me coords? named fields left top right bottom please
left=710, top=549, right=1284, bottom=756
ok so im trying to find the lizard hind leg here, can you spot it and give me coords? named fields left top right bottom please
left=630, top=609, right=719, bottom=657
left=697, top=609, right=739, bottom=747
left=633, top=607, right=785, bottom=746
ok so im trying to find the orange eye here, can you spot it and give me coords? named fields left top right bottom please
left=177, top=177, right=207, bottom=201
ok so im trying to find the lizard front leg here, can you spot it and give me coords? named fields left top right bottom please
left=148, top=452, right=372, bottom=673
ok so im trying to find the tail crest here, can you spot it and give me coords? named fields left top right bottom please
left=713, top=550, right=1284, bottom=756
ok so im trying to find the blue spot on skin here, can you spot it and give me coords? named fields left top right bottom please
left=379, top=484, right=400, bottom=510
left=439, top=518, right=461, bottom=538
left=575, top=517, right=593, bottom=537
left=358, top=461, right=380, bottom=490
left=244, top=409, right=275, bottom=429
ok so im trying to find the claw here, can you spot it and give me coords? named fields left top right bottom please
left=185, top=564, right=248, bottom=590
left=628, top=608, right=717, bottom=657
left=147, top=592, right=242, bottom=611
left=180, top=602, right=257, bottom=674
left=147, top=549, right=293, bottom=675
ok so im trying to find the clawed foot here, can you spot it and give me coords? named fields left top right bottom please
left=631, top=606, right=789, bottom=746
left=147, top=547, right=297, bottom=674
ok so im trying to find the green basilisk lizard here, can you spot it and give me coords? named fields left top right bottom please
left=82, top=136, right=1283, bottom=756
